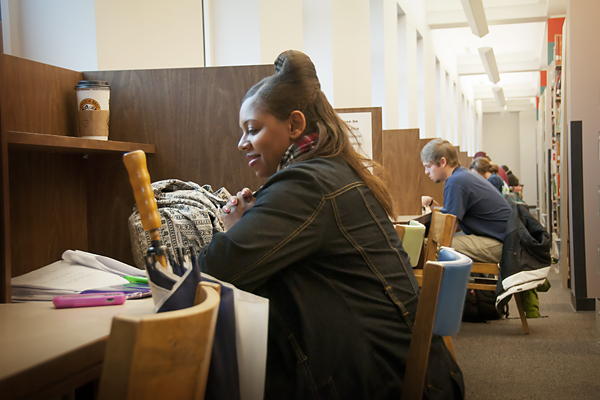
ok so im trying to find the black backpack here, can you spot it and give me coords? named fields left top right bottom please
left=462, top=289, right=508, bottom=322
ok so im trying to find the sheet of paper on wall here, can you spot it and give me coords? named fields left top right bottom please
left=338, top=112, right=373, bottom=159
left=11, top=250, right=145, bottom=301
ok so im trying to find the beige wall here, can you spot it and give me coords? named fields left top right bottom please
left=566, top=0, right=600, bottom=299
left=482, top=111, right=521, bottom=174
left=259, top=0, right=303, bottom=64
left=0, top=0, right=205, bottom=71
left=482, top=110, right=539, bottom=206
left=95, top=0, right=204, bottom=70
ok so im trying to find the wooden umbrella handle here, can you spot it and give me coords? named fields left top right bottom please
left=123, top=150, right=160, bottom=231
left=123, top=150, right=166, bottom=268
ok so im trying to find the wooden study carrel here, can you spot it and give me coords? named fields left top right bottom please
left=0, top=51, right=274, bottom=302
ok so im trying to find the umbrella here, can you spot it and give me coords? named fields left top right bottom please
left=123, top=150, right=244, bottom=400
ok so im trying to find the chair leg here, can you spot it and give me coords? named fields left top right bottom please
left=443, top=336, right=456, bottom=361
left=513, top=293, right=530, bottom=334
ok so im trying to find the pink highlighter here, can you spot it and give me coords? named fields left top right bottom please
left=53, top=292, right=127, bottom=309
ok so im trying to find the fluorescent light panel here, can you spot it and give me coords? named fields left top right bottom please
left=460, top=0, right=489, bottom=38
left=478, top=47, right=501, bottom=84
left=492, top=87, right=506, bottom=107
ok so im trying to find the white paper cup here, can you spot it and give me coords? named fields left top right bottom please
left=75, top=80, right=110, bottom=111
left=75, top=80, right=110, bottom=140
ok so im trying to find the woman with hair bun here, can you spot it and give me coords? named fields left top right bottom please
left=470, top=157, right=509, bottom=196
left=201, top=50, right=464, bottom=399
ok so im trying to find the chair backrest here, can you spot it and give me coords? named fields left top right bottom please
left=422, top=211, right=458, bottom=264
left=98, top=282, right=221, bottom=400
left=434, top=248, right=473, bottom=336
left=395, top=220, right=426, bottom=267
left=401, top=247, right=472, bottom=400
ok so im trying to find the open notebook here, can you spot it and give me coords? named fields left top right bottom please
left=11, top=250, right=149, bottom=301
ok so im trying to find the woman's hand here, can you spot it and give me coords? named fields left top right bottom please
left=220, top=188, right=255, bottom=230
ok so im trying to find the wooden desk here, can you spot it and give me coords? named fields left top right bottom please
left=393, top=213, right=432, bottom=225
left=0, top=298, right=154, bottom=400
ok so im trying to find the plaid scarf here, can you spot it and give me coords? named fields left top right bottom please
left=278, top=132, right=319, bottom=171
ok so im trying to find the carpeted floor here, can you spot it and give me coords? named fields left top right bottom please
left=453, top=265, right=600, bottom=399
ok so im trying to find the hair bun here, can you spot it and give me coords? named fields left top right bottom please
left=274, top=50, right=305, bottom=74
left=273, top=51, right=292, bottom=74
left=273, top=50, right=319, bottom=89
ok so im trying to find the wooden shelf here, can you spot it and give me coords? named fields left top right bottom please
left=6, top=131, right=155, bottom=154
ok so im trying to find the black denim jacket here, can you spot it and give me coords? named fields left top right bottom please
left=202, top=156, right=463, bottom=400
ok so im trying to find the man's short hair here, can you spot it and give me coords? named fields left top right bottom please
left=420, top=138, right=460, bottom=167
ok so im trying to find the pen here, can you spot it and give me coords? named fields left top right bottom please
left=124, top=283, right=150, bottom=288
left=123, top=275, right=149, bottom=284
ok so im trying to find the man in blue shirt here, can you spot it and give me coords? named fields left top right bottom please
left=420, top=139, right=511, bottom=263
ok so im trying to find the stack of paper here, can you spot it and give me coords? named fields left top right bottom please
left=11, top=250, right=146, bottom=301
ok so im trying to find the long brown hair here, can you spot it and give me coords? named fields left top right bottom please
left=242, top=50, right=394, bottom=216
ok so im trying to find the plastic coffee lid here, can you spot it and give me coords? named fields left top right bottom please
left=75, top=80, right=110, bottom=89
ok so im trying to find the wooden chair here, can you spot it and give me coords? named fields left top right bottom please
left=401, top=248, right=472, bottom=400
left=395, top=220, right=426, bottom=267
left=98, top=282, right=221, bottom=400
left=413, top=210, right=530, bottom=334
left=407, top=211, right=458, bottom=359
left=469, top=262, right=530, bottom=334
left=412, top=210, right=458, bottom=285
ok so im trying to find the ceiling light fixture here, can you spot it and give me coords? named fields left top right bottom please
left=479, top=47, right=501, bottom=84
left=492, top=86, right=506, bottom=107
left=460, top=0, right=489, bottom=38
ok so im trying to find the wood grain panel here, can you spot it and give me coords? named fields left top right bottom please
left=0, top=53, right=85, bottom=297
left=83, top=65, right=274, bottom=265
left=83, top=65, right=273, bottom=191
left=458, top=151, right=470, bottom=168
left=0, top=54, right=82, bottom=137
left=418, top=139, right=445, bottom=206
left=382, top=129, right=422, bottom=216
left=85, top=154, right=144, bottom=265
left=9, top=152, right=88, bottom=277
left=335, top=107, right=383, bottom=164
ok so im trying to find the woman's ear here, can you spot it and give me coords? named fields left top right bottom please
left=289, top=111, right=306, bottom=140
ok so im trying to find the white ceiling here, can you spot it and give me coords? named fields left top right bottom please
left=423, top=0, right=566, bottom=113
